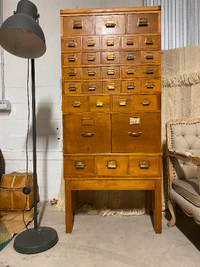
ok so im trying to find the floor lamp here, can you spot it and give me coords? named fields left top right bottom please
left=0, top=0, right=58, bottom=254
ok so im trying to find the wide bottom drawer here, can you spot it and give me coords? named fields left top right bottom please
left=64, top=154, right=161, bottom=178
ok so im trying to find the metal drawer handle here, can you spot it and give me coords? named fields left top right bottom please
left=145, top=82, right=155, bottom=89
left=68, top=85, right=77, bottom=91
left=146, top=54, right=154, bottom=60
left=141, top=99, right=151, bottom=106
left=68, top=40, right=76, bottom=47
left=106, top=160, right=118, bottom=169
left=126, top=39, right=134, bottom=46
left=68, top=70, right=77, bottom=76
left=145, top=38, right=154, bottom=45
left=129, top=132, right=142, bottom=137
left=107, top=53, right=115, bottom=60
left=107, top=83, right=115, bottom=90
left=96, top=100, right=104, bottom=107
left=68, top=55, right=76, bottom=62
left=119, top=99, right=127, bottom=106
left=88, top=86, right=96, bottom=91
left=139, top=160, right=150, bottom=169
left=81, top=132, right=95, bottom=137
left=146, top=69, right=154, bottom=74
left=105, top=20, right=116, bottom=28
left=87, top=55, right=95, bottom=61
left=127, top=84, right=135, bottom=90
left=88, top=71, right=96, bottom=76
left=107, top=39, right=114, bottom=46
left=127, top=54, right=135, bottom=61
left=74, top=161, right=86, bottom=169
left=107, top=69, right=115, bottom=75
left=87, top=40, right=95, bottom=47
left=73, top=20, right=82, bottom=29
left=126, top=69, right=135, bottom=75
left=73, top=100, right=81, bottom=107
left=138, top=18, right=148, bottom=27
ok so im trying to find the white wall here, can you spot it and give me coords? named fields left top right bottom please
left=1, top=0, right=143, bottom=201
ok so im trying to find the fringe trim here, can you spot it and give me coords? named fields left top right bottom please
left=162, top=72, right=200, bottom=88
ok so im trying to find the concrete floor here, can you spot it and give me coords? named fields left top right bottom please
left=0, top=203, right=200, bottom=267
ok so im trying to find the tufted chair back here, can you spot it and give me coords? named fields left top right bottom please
left=168, top=120, right=200, bottom=180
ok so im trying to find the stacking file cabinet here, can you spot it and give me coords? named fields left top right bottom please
left=60, top=6, right=162, bottom=233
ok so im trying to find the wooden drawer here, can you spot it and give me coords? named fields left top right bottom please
left=121, top=36, right=139, bottom=50
left=128, top=155, right=161, bottom=177
left=62, top=53, right=81, bottom=66
left=112, top=113, right=161, bottom=153
left=82, top=37, right=100, bottom=50
left=62, top=96, right=88, bottom=113
left=101, top=36, right=120, bottom=50
left=133, top=94, right=160, bottom=111
left=112, top=95, right=134, bottom=112
left=121, top=66, right=140, bottom=79
left=101, top=67, right=120, bottom=79
left=119, top=52, right=140, bottom=64
left=82, top=81, right=102, bottom=94
left=96, top=15, right=125, bottom=35
left=101, top=52, right=119, bottom=64
left=140, top=65, right=160, bottom=77
left=141, top=51, right=161, bottom=64
left=96, top=156, right=128, bottom=176
left=102, top=80, right=121, bottom=94
left=89, top=96, right=110, bottom=112
left=63, top=114, right=111, bottom=153
left=61, top=37, right=81, bottom=51
left=140, top=35, right=160, bottom=50
left=127, top=13, right=159, bottom=34
left=64, top=156, right=95, bottom=177
left=82, top=52, right=101, bottom=65
left=63, top=16, right=94, bottom=36
left=141, top=79, right=161, bottom=92
left=122, top=80, right=140, bottom=93
left=63, top=82, right=82, bottom=95
left=82, top=67, right=101, bottom=80
left=63, top=68, right=82, bottom=80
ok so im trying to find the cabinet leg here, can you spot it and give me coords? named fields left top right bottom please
left=145, top=190, right=152, bottom=215
left=72, top=191, right=78, bottom=215
left=154, top=180, right=162, bottom=234
left=65, top=180, right=73, bottom=233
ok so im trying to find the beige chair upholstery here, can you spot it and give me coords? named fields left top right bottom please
left=166, top=119, right=200, bottom=226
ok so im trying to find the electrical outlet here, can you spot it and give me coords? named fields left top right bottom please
left=0, top=100, right=11, bottom=112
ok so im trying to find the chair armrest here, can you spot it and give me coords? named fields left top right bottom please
left=167, top=148, right=200, bottom=165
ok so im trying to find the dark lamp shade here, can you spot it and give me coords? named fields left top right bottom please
left=0, top=0, right=46, bottom=59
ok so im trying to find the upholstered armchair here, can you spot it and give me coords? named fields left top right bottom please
left=166, top=119, right=200, bottom=226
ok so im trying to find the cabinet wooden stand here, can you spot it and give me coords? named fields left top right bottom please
left=61, top=6, right=162, bottom=233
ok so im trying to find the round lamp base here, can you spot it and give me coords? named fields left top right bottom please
left=13, top=226, right=58, bottom=254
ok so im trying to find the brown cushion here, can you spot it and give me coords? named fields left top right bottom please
left=172, top=178, right=200, bottom=207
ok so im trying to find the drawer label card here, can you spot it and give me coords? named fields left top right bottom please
left=129, top=117, right=141, bottom=124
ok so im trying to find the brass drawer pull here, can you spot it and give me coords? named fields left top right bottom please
left=88, top=71, right=96, bottom=76
left=129, top=132, right=142, bottom=137
left=73, top=20, right=82, bottom=29
left=96, top=100, right=104, bottom=107
left=127, top=54, right=135, bottom=61
left=141, top=99, right=151, bottom=106
left=87, top=40, right=95, bottom=47
left=68, top=70, right=76, bottom=76
left=145, top=38, right=154, bottom=45
left=106, top=160, right=118, bottom=169
left=87, top=55, right=95, bottom=61
left=88, top=86, right=96, bottom=91
left=107, top=69, right=115, bottom=75
left=68, top=55, right=76, bottom=62
left=146, top=54, right=154, bottom=60
left=126, top=39, right=134, bottom=46
left=68, top=85, right=77, bottom=91
left=146, top=69, right=154, bottom=74
left=139, top=160, right=150, bottom=169
left=107, top=39, right=114, bottom=46
left=107, top=53, right=115, bottom=60
left=81, top=132, right=95, bottom=137
left=105, top=20, right=116, bottom=28
left=127, top=84, right=135, bottom=90
left=126, top=69, right=135, bottom=75
left=145, top=82, right=155, bottom=89
left=68, top=40, right=76, bottom=47
left=74, top=161, right=86, bottom=169
left=138, top=18, right=148, bottom=27
left=107, top=83, right=115, bottom=90
left=119, top=99, right=127, bottom=106
left=73, top=100, right=81, bottom=107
